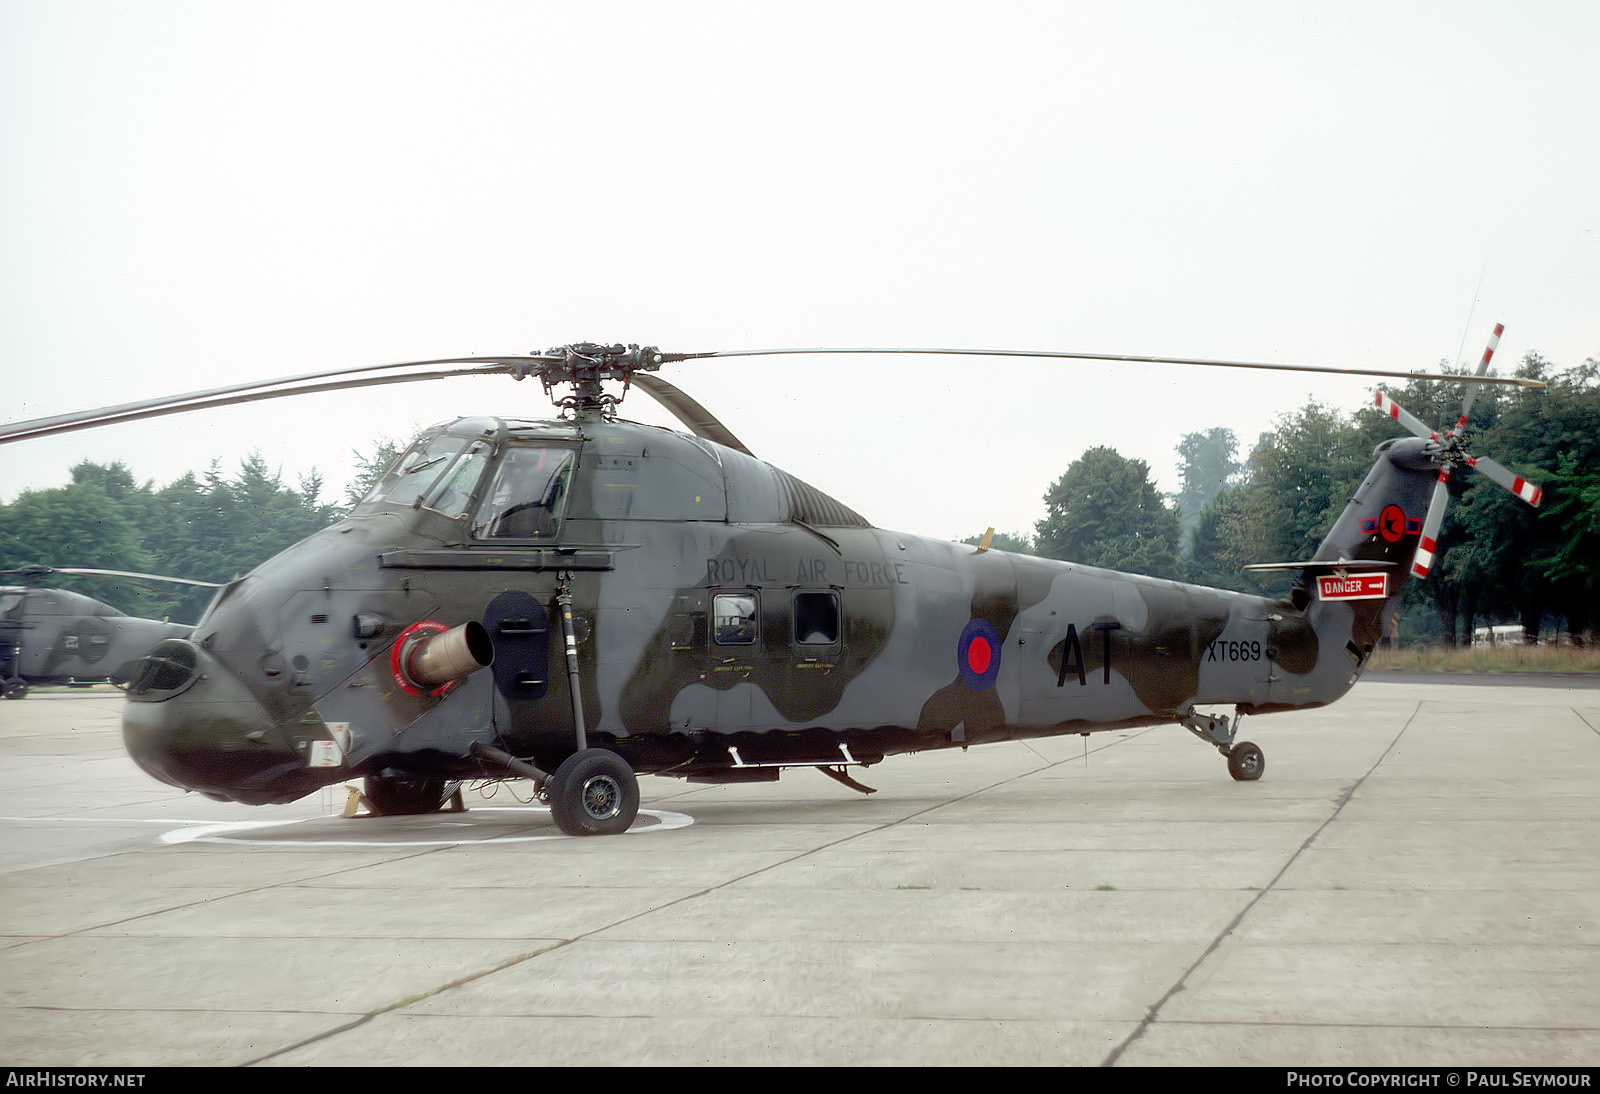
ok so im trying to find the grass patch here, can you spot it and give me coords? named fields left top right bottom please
left=1369, top=643, right=1600, bottom=674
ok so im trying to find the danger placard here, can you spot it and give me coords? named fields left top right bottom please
left=1317, top=573, right=1388, bottom=601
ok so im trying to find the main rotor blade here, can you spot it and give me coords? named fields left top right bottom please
left=1410, top=474, right=1453, bottom=579
left=1, top=566, right=223, bottom=591
left=1466, top=454, right=1544, bottom=508
left=34, top=567, right=223, bottom=587
left=629, top=374, right=755, bottom=457
left=665, top=347, right=1546, bottom=387
left=0, top=358, right=549, bottom=444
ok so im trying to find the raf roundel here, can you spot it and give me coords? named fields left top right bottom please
left=957, top=619, right=1002, bottom=691
left=1379, top=504, right=1406, bottom=543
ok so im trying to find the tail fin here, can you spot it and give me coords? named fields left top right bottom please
left=1243, top=437, right=1440, bottom=657
left=1304, top=436, right=1440, bottom=656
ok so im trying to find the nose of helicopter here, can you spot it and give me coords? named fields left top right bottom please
left=121, top=639, right=317, bottom=804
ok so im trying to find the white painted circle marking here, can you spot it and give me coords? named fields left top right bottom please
left=158, top=806, right=693, bottom=847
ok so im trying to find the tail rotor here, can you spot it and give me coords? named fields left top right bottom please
left=1372, top=323, right=1542, bottom=579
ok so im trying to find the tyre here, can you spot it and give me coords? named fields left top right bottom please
left=1227, top=741, right=1264, bottom=781
left=548, top=748, right=639, bottom=836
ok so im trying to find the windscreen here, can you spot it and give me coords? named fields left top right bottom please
left=355, top=432, right=491, bottom=518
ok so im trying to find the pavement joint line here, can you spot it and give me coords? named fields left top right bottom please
left=239, top=727, right=1165, bottom=1063
left=16, top=685, right=1591, bottom=1063
left=0, top=844, right=448, bottom=947
left=1573, top=706, right=1599, bottom=738
left=238, top=944, right=568, bottom=1066
left=1098, top=699, right=1426, bottom=1067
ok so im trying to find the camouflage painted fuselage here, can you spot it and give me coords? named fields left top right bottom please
left=121, top=417, right=1437, bottom=805
left=0, top=586, right=190, bottom=690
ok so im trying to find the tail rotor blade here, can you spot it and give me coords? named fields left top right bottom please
left=1410, top=474, right=1452, bottom=579
left=1375, top=390, right=1441, bottom=443
left=1467, top=454, right=1544, bottom=508
left=1453, top=322, right=1504, bottom=435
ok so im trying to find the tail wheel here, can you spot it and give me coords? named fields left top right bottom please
left=1227, top=741, right=1265, bottom=781
left=548, top=748, right=639, bottom=836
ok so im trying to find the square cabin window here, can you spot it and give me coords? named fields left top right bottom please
left=712, top=593, right=758, bottom=646
left=793, top=591, right=839, bottom=645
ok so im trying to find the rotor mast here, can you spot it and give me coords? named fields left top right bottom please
left=539, top=343, right=664, bottom=421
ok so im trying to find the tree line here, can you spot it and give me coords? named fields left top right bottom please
left=0, top=457, right=348, bottom=623
left=969, top=352, right=1599, bottom=644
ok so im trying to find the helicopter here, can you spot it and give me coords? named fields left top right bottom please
left=0, top=567, right=220, bottom=699
left=0, top=331, right=1544, bottom=833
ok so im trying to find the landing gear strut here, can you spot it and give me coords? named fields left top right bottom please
left=468, top=740, right=640, bottom=836
left=1181, top=709, right=1265, bottom=782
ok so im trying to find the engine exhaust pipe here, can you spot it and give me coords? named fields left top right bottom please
left=399, top=621, right=494, bottom=690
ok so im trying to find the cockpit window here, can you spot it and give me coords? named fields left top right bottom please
left=421, top=439, right=492, bottom=518
left=473, top=445, right=576, bottom=539
left=353, top=434, right=493, bottom=519
left=359, top=433, right=465, bottom=508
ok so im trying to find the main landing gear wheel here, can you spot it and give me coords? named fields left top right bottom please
left=1227, top=741, right=1265, bottom=781
left=548, top=748, right=640, bottom=836
left=2, top=680, right=27, bottom=700
left=363, top=773, right=452, bottom=816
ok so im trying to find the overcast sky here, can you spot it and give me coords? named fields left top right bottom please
left=2, top=1, right=1596, bottom=546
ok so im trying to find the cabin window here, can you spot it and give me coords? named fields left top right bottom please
left=473, top=445, right=577, bottom=539
left=712, top=593, right=758, bottom=646
left=793, top=591, right=839, bottom=645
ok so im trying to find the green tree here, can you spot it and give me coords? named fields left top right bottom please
left=1174, top=427, right=1242, bottom=551
left=1034, top=446, right=1181, bottom=578
left=345, top=436, right=407, bottom=506
left=0, top=481, right=158, bottom=614
left=1537, top=452, right=1600, bottom=639
left=132, top=455, right=343, bottom=621
left=1183, top=485, right=1257, bottom=591
left=1225, top=401, right=1376, bottom=574
left=1495, top=355, right=1600, bottom=640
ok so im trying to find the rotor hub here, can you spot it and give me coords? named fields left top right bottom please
left=536, top=343, right=663, bottom=419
